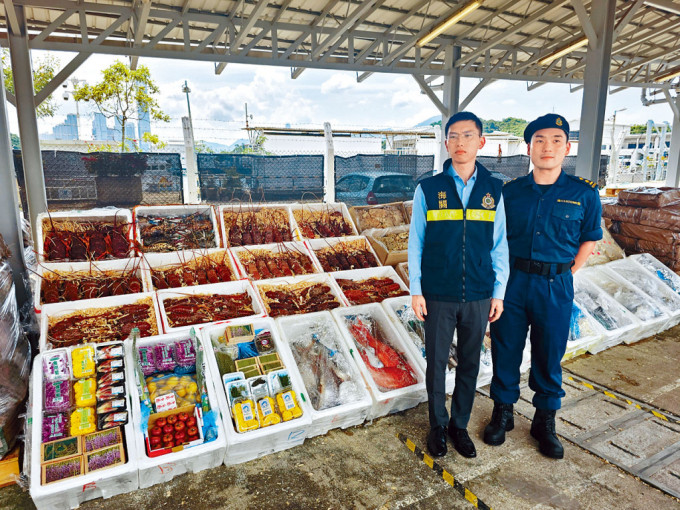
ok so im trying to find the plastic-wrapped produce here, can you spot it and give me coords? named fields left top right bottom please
left=154, top=343, right=175, bottom=372
left=606, top=259, right=680, bottom=314
left=630, top=253, right=680, bottom=294
left=584, top=220, right=625, bottom=267
left=573, top=277, right=634, bottom=331
left=287, top=318, right=364, bottom=411
left=568, top=303, right=599, bottom=342
left=44, top=380, right=71, bottom=413
left=42, top=349, right=70, bottom=381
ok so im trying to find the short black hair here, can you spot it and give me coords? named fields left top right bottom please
left=445, top=111, right=483, bottom=137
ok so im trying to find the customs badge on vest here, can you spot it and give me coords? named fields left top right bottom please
left=438, top=190, right=447, bottom=209
left=482, top=193, right=495, bottom=210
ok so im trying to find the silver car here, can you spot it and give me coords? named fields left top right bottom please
left=335, top=172, right=417, bottom=206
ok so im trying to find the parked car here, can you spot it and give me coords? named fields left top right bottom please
left=335, top=172, right=417, bottom=206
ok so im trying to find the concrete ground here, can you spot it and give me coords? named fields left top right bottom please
left=2, top=330, right=679, bottom=510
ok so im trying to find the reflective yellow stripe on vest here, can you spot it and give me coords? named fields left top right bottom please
left=466, top=209, right=496, bottom=222
left=426, top=209, right=495, bottom=222
left=427, top=209, right=463, bottom=221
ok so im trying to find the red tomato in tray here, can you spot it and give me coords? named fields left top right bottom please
left=174, top=431, right=186, bottom=443
left=186, top=417, right=197, bottom=428
left=155, top=417, right=167, bottom=428
left=178, top=412, right=189, bottom=422
left=163, top=442, right=174, bottom=449
left=187, top=435, right=198, bottom=443
left=162, top=433, right=174, bottom=443
left=163, top=424, right=174, bottom=435
left=174, top=421, right=185, bottom=432
left=187, top=426, right=198, bottom=437
left=150, top=426, right=162, bottom=437
left=150, top=436, right=162, bottom=448
left=167, top=415, right=178, bottom=425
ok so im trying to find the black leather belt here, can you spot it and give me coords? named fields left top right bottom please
left=513, top=257, right=573, bottom=276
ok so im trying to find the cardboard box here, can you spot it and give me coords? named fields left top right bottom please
left=363, top=225, right=409, bottom=266
left=84, top=443, right=126, bottom=474
left=226, top=324, right=255, bottom=344
left=349, top=202, right=408, bottom=233
left=41, top=456, right=84, bottom=485
left=41, top=436, right=82, bottom=463
left=0, top=446, right=20, bottom=488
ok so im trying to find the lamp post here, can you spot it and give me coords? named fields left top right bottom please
left=62, top=77, right=87, bottom=140
left=609, top=107, right=627, bottom=185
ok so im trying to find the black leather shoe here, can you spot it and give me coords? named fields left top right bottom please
left=483, top=402, right=514, bottom=446
left=427, top=426, right=447, bottom=457
left=448, top=426, right=477, bottom=458
left=530, top=409, right=564, bottom=459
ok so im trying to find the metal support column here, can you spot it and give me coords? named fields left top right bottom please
left=439, top=45, right=461, bottom=173
left=182, top=116, right=200, bottom=203
left=665, top=95, right=680, bottom=187
left=575, top=0, right=616, bottom=181
left=0, top=59, right=29, bottom=305
left=8, top=5, right=47, bottom=248
left=323, top=122, right=335, bottom=203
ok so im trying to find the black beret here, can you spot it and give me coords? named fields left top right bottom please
left=523, top=114, right=570, bottom=144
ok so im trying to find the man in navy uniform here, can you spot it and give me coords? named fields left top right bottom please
left=484, top=114, right=602, bottom=459
left=408, top=111, right=509, bottom=458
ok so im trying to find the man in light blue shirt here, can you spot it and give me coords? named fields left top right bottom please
left=407, top=111, right=509, bottom=459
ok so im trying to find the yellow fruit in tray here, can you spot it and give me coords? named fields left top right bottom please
left=176, top=387, right=187, bottom=398
left=166, top=376, right=179, bottom=387
left=188, top=382, right=198, bottom=393
left=147, top=382, right=157, bottom=392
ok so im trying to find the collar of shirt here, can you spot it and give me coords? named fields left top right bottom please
left=445, top=163, right=478, bottom=187
left=523, top=169, right=568, bottom=193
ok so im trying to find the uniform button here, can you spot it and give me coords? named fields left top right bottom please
left=565, top=214, right=570, bottom=218
left=537, top=215, right=541, bottom=218
left=536, top=232, right=541, bottom=235
left=550, top=278, right=554, bottom=282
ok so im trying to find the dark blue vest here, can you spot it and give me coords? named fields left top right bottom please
left=420, top=160, right=502, bottom=302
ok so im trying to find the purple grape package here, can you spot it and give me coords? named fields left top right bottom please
left=42, top=413, right=68, bottom=443
left=138, top=346, right=156, bottom=376
left=42, top=350, right=70, bottom=381
left=44, top=380, right=71, bottom=413
left=154, top=343, right=175, bottom=372
left=175, top=339, right=196, bottom=367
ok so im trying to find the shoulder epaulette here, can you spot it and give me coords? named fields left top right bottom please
left=503, top=177, right=519, bottom=186
left=570, top=175, right=598, bottom=189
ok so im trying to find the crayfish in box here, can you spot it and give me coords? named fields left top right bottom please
left=40, top=265, right=144, bottom=305
left=47, top=299, right=158, bottom=347
left=42, top=215, right=131, bottom=262
left=137, top=211, right=216, bottom=252
left=223, top=206, right=293, bottom=247
left=235, top=244, right=316, bottom=280
left=163, top=292, right=255, bottom=327
left=148, top=251, right=234, bottom=290
left=345, top=315, right=416, bottom=391
left=293, top=207, right=354, bottom=239
left=314, top=239, right=379, bottom=272
left=259, top=281, right=341, bottom=317
left=336, top=277, right=408, bottom=305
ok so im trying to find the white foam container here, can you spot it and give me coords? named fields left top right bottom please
left=563, top=303, right=606, bottom=361
left=605, top=258, right=680, bottom=329
left=331, top=303, right=427, bottom=421
left=275, top=312, right=373, bottom=438
left=124, top=331, right=227, bottom=488
left=331, top=266, right=409, bottom=305
left=29, top=346, right=139, bottom=510
left=218, top=203, right=298, bottom=246
left=40, top=293, right=163, bottom=352
left=629, top=253, right=680, bottom=295
left=133, top=205, right=221, bottom=253
left=230, top=241, right=323, bottom=280
left=37, top=208, right=134, bottom=264
left=290, top=202, right=358, bottom=239
left=305, top=236, right=382, bottom=271
left=34, top=258, right=149, bottom=315
left=580, top=266, right=670, bottom=342
left=403, top=200, right=413, bottom=221
left=381, top=296, right=456, bottom=395
left=140, top=249, right=239, bottom=291
left=253, top=272, right=349, bottom=312
left=156, top=280, right=266, bottom=333
left=573, top=274, right=641, bottom=352
left=200, top=317, right=312, bottom=465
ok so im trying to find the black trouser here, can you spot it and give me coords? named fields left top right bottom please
left=424, top=298, right=491, bottom=429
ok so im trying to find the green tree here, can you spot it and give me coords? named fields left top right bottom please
left=10, top=133, right=20, bottom=149
left=227, top=133, right=271, bottom=154
left=630, top=124, right=647, bottom=134
left=73, top=60, right=170, bottom=152
left=2, top=50, right=59, bottom=118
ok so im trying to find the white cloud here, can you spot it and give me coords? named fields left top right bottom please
left=320, top=73, right=358, bottom=94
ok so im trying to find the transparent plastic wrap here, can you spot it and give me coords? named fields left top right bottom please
left=612, top=221, right=680, bottom=245
left=0, top=331, right=31, bottom=458
left=601, top=202, right=642, bottom=223
left=584, top=220, right=625, bottom=267
left=286, top=317, right=365, bottom=411
left=617, top=186, right=680, bottom=208
left=568, top=302, right=600, bottom=343
left=610, top=233, right=638, bottom=254
left=639, top=204, right=680, bottom=230
left=630, top=253, right=680, bottom=294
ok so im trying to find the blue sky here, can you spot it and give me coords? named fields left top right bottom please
left=12, top=50, right=675, bottom=145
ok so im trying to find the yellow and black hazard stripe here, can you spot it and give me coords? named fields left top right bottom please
left=566, top=373, right=680, bottom=426
left=397, top=433, right=492, bottom=510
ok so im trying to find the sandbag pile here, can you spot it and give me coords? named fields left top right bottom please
left=602, top=187, right=680, bottom=271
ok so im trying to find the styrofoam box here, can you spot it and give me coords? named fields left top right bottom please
left=133, top=205, right=221, bottom=253
left=275, top=311, right=373, bottom=438
left=381, top=296, right=455, bottom=395
left=474, top=330, right=530, bottom=388
left=605, top=258, right=680, bottom=329
left=562, top=303, right=606, bottom=362
left=231, top=241, right=323, bottom=280
left=156, top=280, right=266, bottom=333
left=573, top=274, right=641, bottom=353
left=253, top=272, right=349, bottom=313
left=290, top=202, right=358, bottom=239
left=305, top=236, right=382, bottom=271
left=124, top=331, right=227, bottom=488
left=140, top=249, right=240, bottom=291
left=34, top=258, right=149, bottom=315
left=37, top=208, right=134, bottom=264
left=29, top=345, right=139, bottom=510
left=40, top=292, right=163, bottom=352
left=629, top=253, right=680, bottom=295
left=331, top=303, right=427, bottom=421
left=403, top=200, right=413, bottom=221
left=331, top=266, right=409, bottom=306
left=580, top=266, right=670, bottom=342
left=200, top=317, right=313, bottom=465
left=218, top=203, right=298, bottom=247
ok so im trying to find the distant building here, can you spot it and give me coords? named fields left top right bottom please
left=137, top=106, right=151, bottom=151
left=49, top=114, right=79, bottom=140
left=92, top=112, right=136, bottom=145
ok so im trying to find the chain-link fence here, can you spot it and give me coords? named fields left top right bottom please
left=13, top=150, right=183, bottom=211
left=196, top=153, right=324, bottom=203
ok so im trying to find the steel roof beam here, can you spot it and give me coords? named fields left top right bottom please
left=129, top=0, right=151, bottom=70
left=2, top=0, right=20, bottom=35
left=31, top=8, right=75, bottom=44
left=459, top=77, right=493, bottom=110
left=569, top=0, right=597, bottom=48
left=230, top=0, right=268, bottom=51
